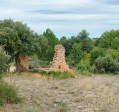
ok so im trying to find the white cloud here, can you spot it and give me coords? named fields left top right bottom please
left=0, top=0, right=119, bottom=38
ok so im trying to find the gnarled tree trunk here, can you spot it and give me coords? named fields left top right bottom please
left=15, top=53, right=29, bottom=72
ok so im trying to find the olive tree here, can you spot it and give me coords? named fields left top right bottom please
left=0, top=19, right=38, bottom=72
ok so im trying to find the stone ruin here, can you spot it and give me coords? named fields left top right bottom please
left=40, top=44, right=71, bottom=72
left=17, top=44, right=70, bottom=72
left=50, top=44, right=70, bottom=72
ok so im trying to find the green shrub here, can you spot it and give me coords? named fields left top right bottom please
left=99, top=68, right=105, bottom=73
left=77, top=63, right=87, bottom=71
left=90, top=47, right=105, bottom=64
left=77, top=54, right=95, bottom=73
left=31, top=69, right=39, bottom=73
left=106, top=49, right=119, bottom=61
left=0, top=81, right=21, bottom=106
left=95, top=55, right=119, bottom=73
left=40, top=71, right=74, bottom=79
left=77, top=54, right=90, bottom=70
left=89, top=64, right=95, bottom=73
left=66, top=57, right=76, bottom=69
left=29, top=60, right=51, bottom=68
left=0, top=46, right=10, bottom=73
left=111, top=37, right=119, bottom=50
left=114, top=71, right=119, bottom=75
left=40, top=70, right=47, bottom=74
left=77, top=70, right=92, bottom=76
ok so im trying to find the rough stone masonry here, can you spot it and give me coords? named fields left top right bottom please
left=39, top=44, right=71, bottom=72
left=50, top=44, right=70, bottom=72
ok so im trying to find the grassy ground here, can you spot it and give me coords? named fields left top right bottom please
left=0, top=72, right=119, bottom=112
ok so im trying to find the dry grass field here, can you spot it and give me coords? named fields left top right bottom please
left=0, top=72, right=119, bottom=112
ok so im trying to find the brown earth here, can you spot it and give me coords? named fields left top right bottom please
left=0, top=73, right=119, bottom=112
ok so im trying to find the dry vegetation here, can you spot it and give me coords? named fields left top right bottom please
left=0, top=72, right=119, bottom=112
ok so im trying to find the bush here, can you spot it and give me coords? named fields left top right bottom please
left=77, top=54, right=90, bottom=71
left=111, top=37, right=119, bottom=50
left=77, top=63, right=87, bottom=71
left=76, top=70, right=92, bottom=76
left=95, top=55, right=119, bottom=73
left=29, top=60, right=51, bottom=68
left=90, top=47, right=105, bottom=64
left=0, top=46, right=10, bottom=73
left=40, top=71, right=75, bottom=79
left=106, top=49, right=119, bottom=61
left=0, top=81, right=21, bottom=106
left=66, top=57, right=76, bottom=69
left=77, top=54, right=95, bottom=73
left=89, top=64, right=95, bottom=73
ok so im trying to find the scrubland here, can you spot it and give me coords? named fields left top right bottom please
left=0, top=72, right=119, bottom=112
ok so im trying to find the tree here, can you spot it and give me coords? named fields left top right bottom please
left=0, top=19, right=37, bottom=72
left=106, top=49, right=119, bottom=61
left=69, top=43, right=86, bottom=66
left=37, top=35, right=48, bottom=60
left=77, top=29, right=89, bottom=40
left=99, top=30, right=119, bottom=48
left=81, top=38, right=94, bottom=53
left=60, top=36, right=72, bottom=56
left=95, top=55, right=119, bottom=73
left=111, top=37, right=119, bottom=50
left=90, top=47, right=105, bottom=64
left=43, top=28, right=59, bottom=61
left=77, top=30, right=93, bottom=53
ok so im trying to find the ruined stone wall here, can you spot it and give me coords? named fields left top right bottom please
left=50, top=44, right=70, bottom=72
left=32, top=44, right=71, bottom=72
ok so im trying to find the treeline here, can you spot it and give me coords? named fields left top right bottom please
left=59, top=30, right=119, bottom=74
left=0, top=19, right=119, bottom=74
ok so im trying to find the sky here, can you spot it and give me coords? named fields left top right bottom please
left=0, top=0, right=119, bottom=38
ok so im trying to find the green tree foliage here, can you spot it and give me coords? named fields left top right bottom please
left=43, top=28, right=59, bottom=61
left=0, top=19, right=37, bottom=72
left=59, top=36, right=72, bottom=56
left=0, top=46, right=10, bottom=73
left=106, top=49, right=119, bottom=61
left=77, top=29, right=89, bottom=40
left=69, top=43, right=86, bottom=65
left=111, top=37, right=119, bottom=50
left=60, top=30, right=93, bottom=67
left=77, top=54, right=90, bottom=71
left=34, top=34, right=48, bottom=60
left=90, top=47, right=105, bottom=64
left=1, top=18, right=119, bottom=75
left=95, top=55, right=119, bottom=73
left=77, top=54, right=95, bottom=73
left=81, top=38, right=94, bottom=53
left=99, top=30, right=119, bottom=49
left=77, top=30, right=94, bottom=53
